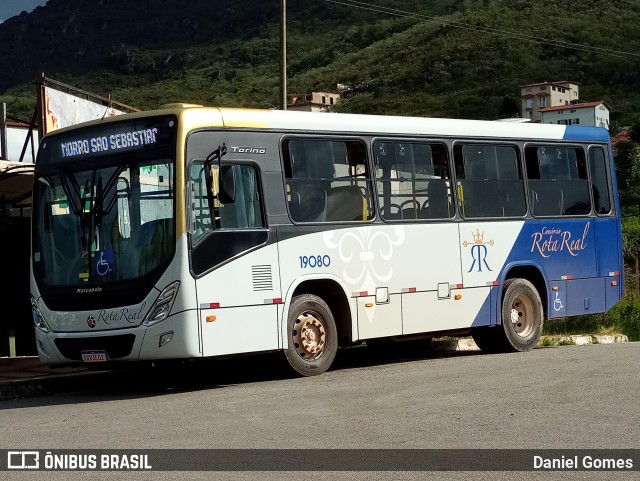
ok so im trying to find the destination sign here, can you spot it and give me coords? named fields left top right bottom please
left=60, top=128, right=159, bottom=159
left=38, top=115, right=177, bottom=165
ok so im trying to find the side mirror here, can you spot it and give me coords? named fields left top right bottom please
left=218, top=165, right=236, bottom=204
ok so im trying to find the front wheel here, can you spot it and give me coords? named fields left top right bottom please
left=284, top=294, right=338, bottom=376
left=472, top=278, right=544, bottom=353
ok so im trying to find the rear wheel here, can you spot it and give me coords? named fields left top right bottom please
left=472, top=278, right=544, bottom=353
left=284, top=294, right=338, bottom=376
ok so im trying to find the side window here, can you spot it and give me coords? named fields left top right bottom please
left=189, top=162, right=264, bottom=243
left=589, top=147, right=612, bottom=215
left=525, top=146, right=591, bottom=216
left=373, top=141, right=453, bottom=220
left=282, top=139, right=374, bottom=223
left=453, top=144, right=526, bottom=218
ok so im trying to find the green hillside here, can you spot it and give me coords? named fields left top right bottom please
left=1, top=0, right=639, bottom=123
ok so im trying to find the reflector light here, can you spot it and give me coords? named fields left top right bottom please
left=206, top=315, right=217, bottom=323
left=365, top=303, right=374, bottom=308
left=454, top=294, right=462, bottom=300
left=552, top=286, right=559, bottom=291
left=611, top=281, right=618, bottom=287
left=456, top=284, right=463, bottom=289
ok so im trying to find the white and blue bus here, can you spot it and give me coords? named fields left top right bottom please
left=30, top=105, right=623, bottom=375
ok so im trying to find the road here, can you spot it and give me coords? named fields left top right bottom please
left=1, top=342, right=638, bottom=481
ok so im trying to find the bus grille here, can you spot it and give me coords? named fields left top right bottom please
left=54, top=334, right=136, bottom=361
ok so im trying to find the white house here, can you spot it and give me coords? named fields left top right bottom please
left=539, top=101, right=610, bottom=128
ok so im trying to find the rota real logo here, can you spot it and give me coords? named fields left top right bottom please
left=463, top=230, right=494, bottom=273
left=530, top=223, right=590, bottom=258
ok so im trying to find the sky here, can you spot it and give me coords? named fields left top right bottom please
left=0, top=0, right=47, bottom=23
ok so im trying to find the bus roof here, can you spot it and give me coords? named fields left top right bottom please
left=43, top=104, right=612, bottom=143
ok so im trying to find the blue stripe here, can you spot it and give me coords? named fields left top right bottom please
left=562, top=125, right=610, bottom=142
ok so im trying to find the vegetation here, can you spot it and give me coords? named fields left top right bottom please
left=1, top=0, right=640, bottom=123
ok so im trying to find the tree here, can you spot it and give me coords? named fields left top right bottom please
left=623, top=216, right=640, bottom=296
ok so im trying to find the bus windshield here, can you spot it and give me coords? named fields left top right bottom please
left=32, top=158, right=175, bottom=287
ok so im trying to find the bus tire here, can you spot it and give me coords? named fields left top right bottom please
left=472, top=279, right=543, bottom=353
left=500, top=278, right=544, bottom=352
left=284, top=294, right=338, bottom=376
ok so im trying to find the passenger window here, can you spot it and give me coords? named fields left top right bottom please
left=373, top=141, right=453, bottom=220
left=588, top=147, right=612, bottom=215
left=453, top=144, right=526, bottom=218
left=282, top=139, right=374, bottom=223
left=525, top=146, right=591, bottom=216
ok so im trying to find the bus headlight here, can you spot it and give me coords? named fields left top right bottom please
left=144, top=281, right=180, bottom=326
left=31, top=295, right=51, bottom=333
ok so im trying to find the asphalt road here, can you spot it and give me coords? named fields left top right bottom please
left=1, top=342, right=638, bottom=481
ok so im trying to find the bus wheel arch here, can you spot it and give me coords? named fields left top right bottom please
left=503, top=265, right=547, bottom=321
left=290, top=279, right=353, bottom=346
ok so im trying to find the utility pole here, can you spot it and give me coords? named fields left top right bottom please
left=0, top=103, right=7, bottom=160
left=279, top=0, right=287, bottom=110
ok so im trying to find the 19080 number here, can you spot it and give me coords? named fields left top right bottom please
left=299, top=255, right=331, bottom=269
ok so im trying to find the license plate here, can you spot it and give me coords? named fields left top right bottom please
left=81, top=350, right=108, bottom=362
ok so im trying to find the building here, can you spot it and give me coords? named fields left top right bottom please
left=539, top=101, right=610, bottom=128
left=520, top=81, right=580, bottom=122
left=288, top=92, right=340, bottom=112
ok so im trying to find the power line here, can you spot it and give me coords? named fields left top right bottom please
left=322, top=0, right=640, bottom=60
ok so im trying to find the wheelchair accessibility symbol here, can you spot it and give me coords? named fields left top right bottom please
left=553, top=292, right=564, bottom=312
left=95, top=250, right=115, bottom=278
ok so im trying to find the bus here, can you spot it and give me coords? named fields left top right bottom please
left=30, top=104, right=623, bottom=376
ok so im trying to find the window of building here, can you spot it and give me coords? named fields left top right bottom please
left=525, top=99, right=533, bottom=109
left=282, top=139, right=373, bottom=223
left=525, top=146, right=590, bottom=216
left=453, top=144, right=526, bottom=218
left=322, top=96, right=326, bottom=104
left=552, top=86, right=557, bottom=91
left=540, top=86, right=547, bottom=91
left=539, top=97, right=548, bottom=107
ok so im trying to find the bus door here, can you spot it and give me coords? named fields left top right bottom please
left=188, top=147, right=281, bottom=357
left=371, top=140, right=465, bottom=335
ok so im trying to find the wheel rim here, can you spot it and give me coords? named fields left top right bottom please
left=510, top=293, right=535, bottom=338
left=292, top=310, right=327, bottom=360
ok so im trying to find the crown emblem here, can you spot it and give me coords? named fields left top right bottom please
left=463, top=230, right=494, bottom=248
